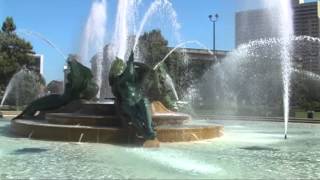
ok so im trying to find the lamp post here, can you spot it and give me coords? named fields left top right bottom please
left=208, top=13, right=219, bottom=54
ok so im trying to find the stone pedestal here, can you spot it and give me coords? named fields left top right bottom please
left=143, top=138, right=160, bottom=148
left=10, top=101, right=223, bottom=145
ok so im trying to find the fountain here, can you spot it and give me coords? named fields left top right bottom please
left=1, top=68, right=45, bottom=108
left=196, top=0, right=295, bottom=138
left=80, top=0, right=107, bottom=99
left=279, top=0, right=293, bottom=139
left=153, top=40, right=213, bottom=70
left=8, top=1, right=223, bottom=146
left=263, top=0, right=294, bottom=139
left=260, top=0, right=294, bottom=139
left=10, top=53, right=222, bottom=146
left=133, top=0, right=182, bottom=51
left=1, top=0, right=320, bottom=179
left=7, top=0, right=316, bottom=145
left=95, top=0, right=183, bottom=100
left=4, top=0, right=319, bottom=145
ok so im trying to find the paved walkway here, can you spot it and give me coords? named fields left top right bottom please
left=197, top=115, right=320, bottom=124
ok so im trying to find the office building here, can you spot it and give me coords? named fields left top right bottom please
left=236, top=0, right=320, bottom=73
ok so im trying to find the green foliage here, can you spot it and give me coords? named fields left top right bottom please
left=2, top=17, right=16, bottom=33
left=139, top=29, right=213, bottom=98
left=138, top=29, right=170, bottom=67
left=167, top=55, right=214, bottom=98
left=0, top=17, right=36, bottom=95
left=291, top=74, right=320, bottom=111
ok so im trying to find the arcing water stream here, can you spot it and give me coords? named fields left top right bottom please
left=153, top=40, right=213, bottom=70
left=17, top=29, right=67, bottom=59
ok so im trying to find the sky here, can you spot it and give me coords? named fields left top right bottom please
left=0, top=0, right=316, bottom=82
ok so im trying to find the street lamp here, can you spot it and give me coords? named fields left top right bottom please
left=208, top=13, right=219, bottom=54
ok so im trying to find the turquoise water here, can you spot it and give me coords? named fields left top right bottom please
left=0, top=118, right=320, bottom=179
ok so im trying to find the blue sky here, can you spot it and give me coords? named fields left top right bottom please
left=0, top=0, right=316, bottom=82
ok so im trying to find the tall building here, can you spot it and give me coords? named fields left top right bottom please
left=235, top=9, right=279, bottom=47
left=26, top=54, right=44, bottom=75
left=292, top=0, right=320, bottom=73
left=235, top=0, right=320, bottom=73
left=236, top=0, right=320, bottom=46
left=293, top=0, right=319, bottom=38
left=32, top=54, right=44, bottom=75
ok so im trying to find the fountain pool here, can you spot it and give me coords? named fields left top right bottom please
left=1, top=118, right=320, bottom=179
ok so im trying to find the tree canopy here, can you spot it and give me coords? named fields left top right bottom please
left=138, top=29, right=213, bottom=99
left=1, top=17, right=16, bottom=33
left=0, top=17, right=36, bottom=95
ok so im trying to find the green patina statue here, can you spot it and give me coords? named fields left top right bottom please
left=109, top=52, right=156, bottom=140
left=14, top=55, right=98, bottom=119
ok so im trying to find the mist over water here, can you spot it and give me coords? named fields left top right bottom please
left=111, top=0, right=136, bottom=60
left=80, top=0, right=107, bottom=64
left=198, top=34, right=320, bottom=118
left=80, top=0, right=107, bottom=98
left=1, top=69, right=44, bottom=107
left=197, top=0, right=294, bottom=137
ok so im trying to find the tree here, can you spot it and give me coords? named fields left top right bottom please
left=2, top=17, right=16, bottom=33
left=291, top=74, right=320, bottom=111
left=138, top=29, right=170, bottom=67
left=0, top=17, right=36, bottom=95
left=138, top=30, right=213, bottom=99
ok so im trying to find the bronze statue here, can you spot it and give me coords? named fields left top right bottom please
left=109, top=52, right=156, bottom=140
left=14, top=55, right=98, bottom=119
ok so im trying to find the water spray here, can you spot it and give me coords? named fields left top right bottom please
left=17, top=29, right=67, bottom=59
left=133, top=0, right=181, bottom=52
left=153, top=40, right=213, bottom=70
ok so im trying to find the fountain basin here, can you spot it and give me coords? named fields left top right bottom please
left=10, top=101, right=223, bottom=144
left=45, top=112, right=190, bottom=127
left=10, top=119, right=223, bottom=143
left=46, top=113, right=121, bottom=127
